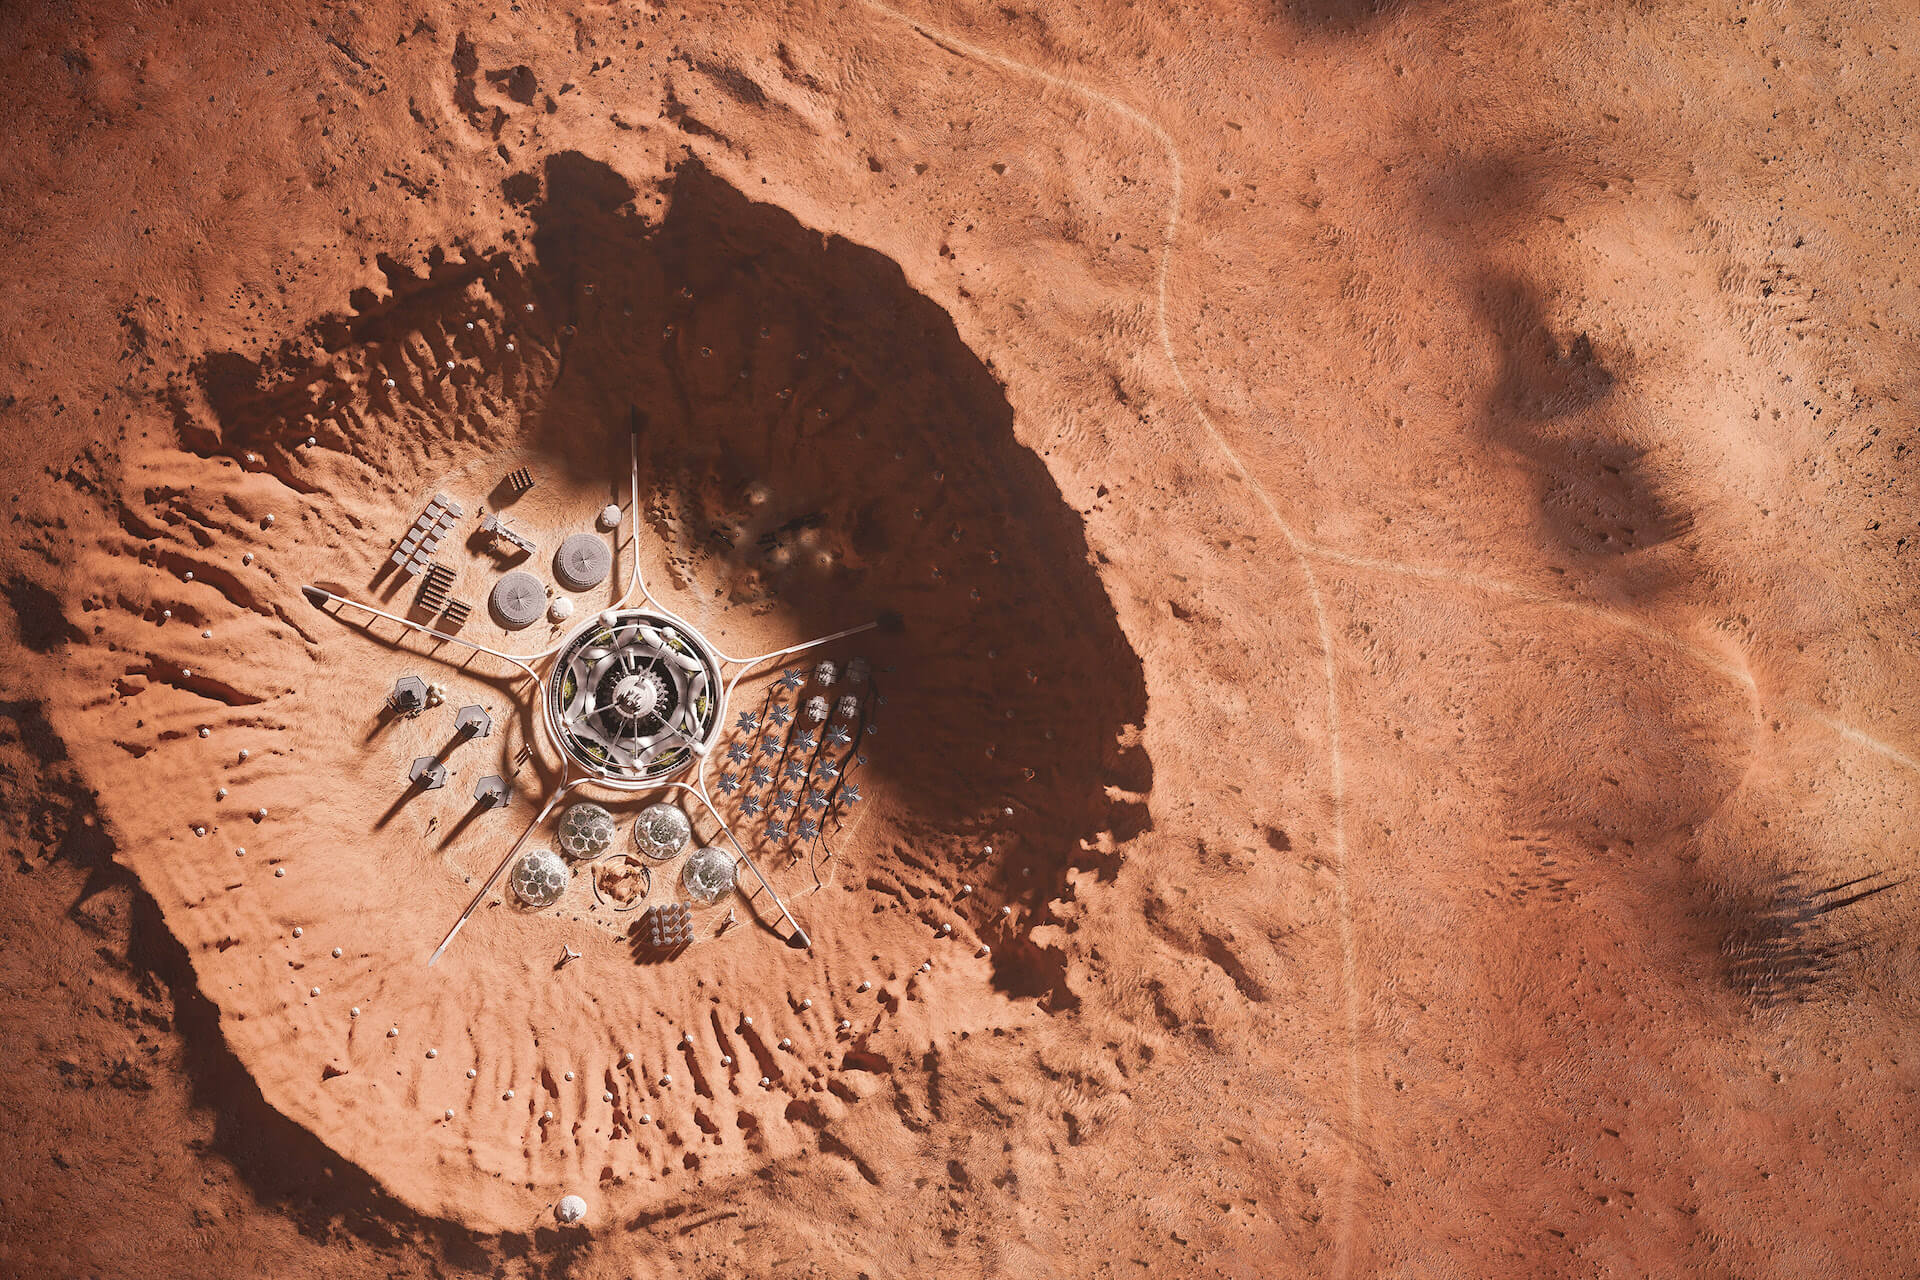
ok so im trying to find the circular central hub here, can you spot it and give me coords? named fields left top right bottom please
left=546, top=608, right=726, bottom=783
left=613, top=671, right=664, bottom=720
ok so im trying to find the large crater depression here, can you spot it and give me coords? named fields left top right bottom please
left=125, top=154, right=1153, bottom=1225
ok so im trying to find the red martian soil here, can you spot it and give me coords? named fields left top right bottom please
left=3, top=1, right=1918, bottom=1276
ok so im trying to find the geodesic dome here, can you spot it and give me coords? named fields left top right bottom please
left=557, top=802, right=617, bottom=860
left=508, top=848, right=569, bottom=909
left=682, top=845, right=737, bottom=905
left=490, top=571, right=546, bottom=630
left=633, top=802, right=692, bottom=861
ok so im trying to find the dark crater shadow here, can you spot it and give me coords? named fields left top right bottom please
left=176, top=152, right=1152, bottom=1009
left=1476, top=275, right=1694, bottom=575
left=516, top=154, right=1153, bottom=1006
left=1276, top=0, right=1431, bottom=35
left=0, top=698, right=545, bottom=1274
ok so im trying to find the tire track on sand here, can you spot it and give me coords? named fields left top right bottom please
left=1306, top=544, right=1920, bottom=779
left=842, top=9, right=1917, bottom=1268
left=852, top=3, right=1367, bottom=1271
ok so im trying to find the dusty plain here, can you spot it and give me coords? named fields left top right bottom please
left=2, top=0, right=1917, bottom=1276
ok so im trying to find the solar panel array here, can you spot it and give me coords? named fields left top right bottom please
left=391, top=493, right=464, bottom=576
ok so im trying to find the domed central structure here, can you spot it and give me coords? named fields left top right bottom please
left=546, top=608, right=725, bottom=783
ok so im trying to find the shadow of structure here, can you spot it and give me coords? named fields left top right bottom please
left=1719, top=870, right=1904, bottom=1009
left=0, top=695, right=528, bottom=1273
left=1475, top=276, right=1694, bottom=580
left=173, top=151, right=1153, bottom=1010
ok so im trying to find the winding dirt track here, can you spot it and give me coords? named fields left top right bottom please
left=4, top=0, right=1919, bottom=1276
left=855, top=3, right=1920, bottom=1272
left=855, top=4, right=1370, bottom=1267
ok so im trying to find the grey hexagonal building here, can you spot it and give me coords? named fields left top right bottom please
left=473, top=775, right=510, bottom=809
left=389, top=675, right=428, bottom=715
